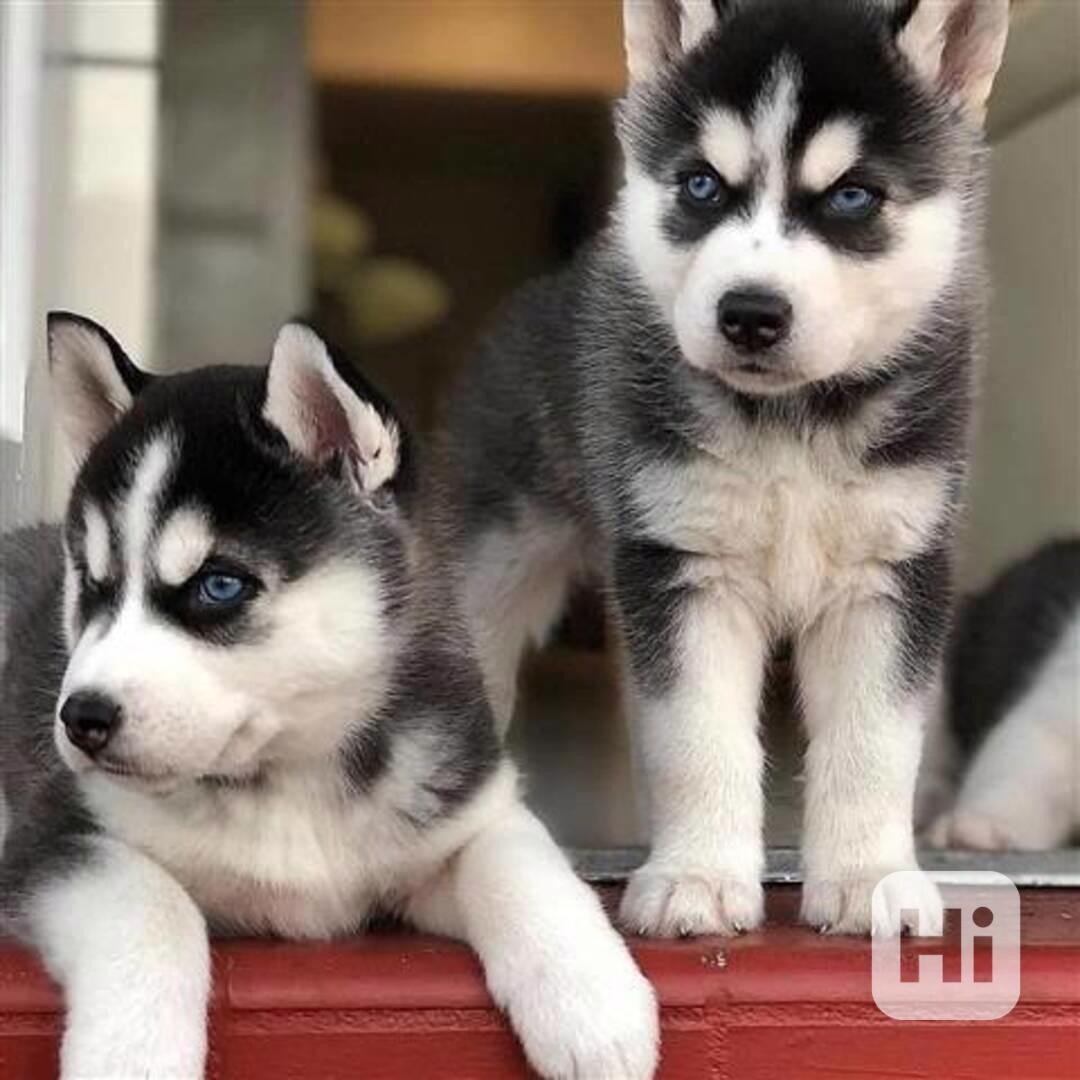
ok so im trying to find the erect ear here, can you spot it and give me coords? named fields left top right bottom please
left=47, top=312, right=151, bottom=462
left=263, top=322, right=401, bottom=496
left=623, top=0, right=728, bottom=84
left=894, top=0, right=1010, bottom=123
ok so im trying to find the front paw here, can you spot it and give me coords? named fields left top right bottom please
left=620, top=863, right=764, bottom=938
left=504, top=951, right=659, bottom=1080
left=801, top=867, right=943, bottom=937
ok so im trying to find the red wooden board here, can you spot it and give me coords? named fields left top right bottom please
left=2, top=887, right=1077, bottom=1079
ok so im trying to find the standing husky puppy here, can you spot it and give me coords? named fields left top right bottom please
left=0, top=315, right=657, bottom=1080
left=436, top=0, right=1009, bottom=937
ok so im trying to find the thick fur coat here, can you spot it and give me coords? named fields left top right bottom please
left=0, top=316, right=658, bottom=1080
left=435, top=0, right=1011, bottom=937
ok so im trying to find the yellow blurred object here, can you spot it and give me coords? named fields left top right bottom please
left=344, top=257, right=452, bottom=346
left=311, top=192, right=374, bottom=290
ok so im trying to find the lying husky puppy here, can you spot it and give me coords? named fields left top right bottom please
left=435, top=0, right=1010, bottom=937
left=920, top=539, right=1080, bottom=852
left=0, top=314, right=658, bottom=1080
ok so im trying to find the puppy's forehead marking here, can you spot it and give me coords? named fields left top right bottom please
left=155, top=506, right=214, bottom=586
left=752, top=59, right=802, bottom=198
left=121, top=436, right=176, bottom=594
left=62, top=550, right=80, bottom=648
left=799, top=119, right=862, bottom=192
left=701, top=109, right=753, bottom=186
left=83, top=501, right=111, bottom=583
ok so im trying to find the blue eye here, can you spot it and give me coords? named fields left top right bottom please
left=826, top=184, right=879, bottom=218
left=196, top=572, right=246, bottom=606
left=682, top=169, right=724, bottom=204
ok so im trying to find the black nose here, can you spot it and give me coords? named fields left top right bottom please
left=60, top=692, right=121, bottom=756
left=718, top=289, right=793, bottom=353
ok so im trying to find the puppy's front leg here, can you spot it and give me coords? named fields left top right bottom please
left=798, top=594, right=944, bottom=936
left=615, top=544, right=767, bottom=937
left=26, top=836, right=210, bottom=1080
left=406, top=804, right=659, bottom=1080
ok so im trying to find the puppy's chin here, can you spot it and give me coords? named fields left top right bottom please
left=691, top=344, right=867, bottom=399
left=679, top=337, right=809, bottom=398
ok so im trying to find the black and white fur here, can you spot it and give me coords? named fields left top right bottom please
left=435, top=0, right=1010, bottom=937
left=0, top=315, right=658, bottom=1080
left=919, top=540, right=1080, bottom=852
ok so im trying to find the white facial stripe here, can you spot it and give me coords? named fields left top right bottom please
left=155, top=507, right=214, bottom=587
left=122, top=437, right=176, bottom=603
left=83, top=501, right=111, bottom=583
left=61, top=439, right=176, bottom=729
left=799, top=119, right=861, bottom=192
left=62, top=549, right=80, bottom=650
left=701, top=109, right=753, bottom=186
left=753, top=60, right=801, bottom=205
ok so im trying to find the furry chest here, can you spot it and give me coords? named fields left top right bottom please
left=633, top=451, right=949, bottom=626
left=82, top=774, right=429, bottom=939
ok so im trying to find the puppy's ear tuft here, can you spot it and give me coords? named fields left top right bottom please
left=47, top=312, right=150, bottom=462
left=264, top=322, right=401, bottom=496
left=895, top=0, right=1010, bottom=123
left=623, top=0, right=727, bottom=84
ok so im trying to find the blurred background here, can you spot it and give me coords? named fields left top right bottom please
left=1, top=0, right=1076, bottom=851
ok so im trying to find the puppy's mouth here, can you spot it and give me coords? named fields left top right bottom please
left=95, top=756, right=262, bottom=793
left=94, top=756, right=182, bottom=792
left=717, top=362, right=806, bottom=396
left=735, top=360, right=780, bottom=377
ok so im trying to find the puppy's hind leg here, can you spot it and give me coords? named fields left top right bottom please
left=928, top=614, right=1080, bottom=851
left=26, top=836, right=210, bottom=1080
left=406, top=803, right=659, bottom=1080
left=462, top=505, right=584, bottom=734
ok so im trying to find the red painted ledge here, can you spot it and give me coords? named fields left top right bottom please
left=2, top=887, right=1077, bottom=1079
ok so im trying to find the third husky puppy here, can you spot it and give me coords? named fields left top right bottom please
left=922, top=540, right=1080, bottom=852
left=436, top=0, right=1010, bottom=937
left=0, top=315, right=657, bottom=1080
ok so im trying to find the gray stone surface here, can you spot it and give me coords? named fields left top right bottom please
left=156, top=0, right=309, bottom=370
left=0, top=439, right=22, bottom=534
